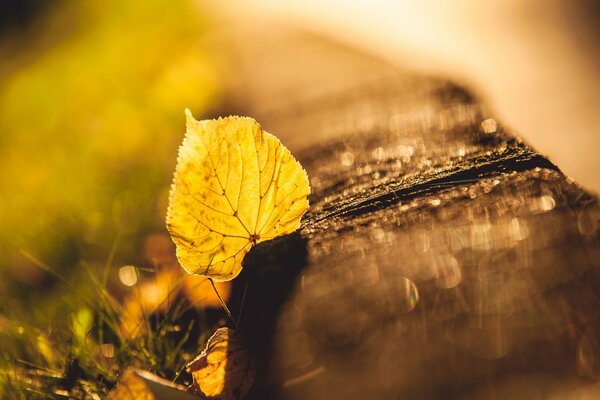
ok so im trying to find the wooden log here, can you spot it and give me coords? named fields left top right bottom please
left=219, top=27, right=600, bottom=399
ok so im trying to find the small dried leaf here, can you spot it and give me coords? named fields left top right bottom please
left=187, top=328, right=255, bottom=399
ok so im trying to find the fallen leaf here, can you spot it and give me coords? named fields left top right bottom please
left=187, top=327, right=255, bottom=399
left=166, top=110, right=310, bottom=281
left=106, top=369, right=154, bottom=400
left=106, top=368, right=198, bottom=400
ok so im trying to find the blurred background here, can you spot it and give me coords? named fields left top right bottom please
left=225, top=0, right=600, bottom=193
left=0, top=0, right=222, bottom=319
left=1, top=0, right=600, bottom=397
left=0, top=1, right=230, bottom=396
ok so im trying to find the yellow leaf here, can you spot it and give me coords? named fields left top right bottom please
left=106, top=368, right=197, bottom=400
left=106, top=369, right=154, bottom=400
left=166, top=110, right=310, bottom=281
left=187, top=328, right=255, bottom=399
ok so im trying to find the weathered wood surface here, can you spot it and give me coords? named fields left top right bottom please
left=220, top=28, right=600, bottom=399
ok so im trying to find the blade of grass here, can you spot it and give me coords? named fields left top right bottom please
left=236, top=281, right=249, bottom=330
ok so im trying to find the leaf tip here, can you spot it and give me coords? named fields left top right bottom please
left=184, top=108, right=196, bottom=128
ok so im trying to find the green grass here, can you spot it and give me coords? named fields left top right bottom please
left=0, top=260, right=221, bottom=398
left=0, top=0, right=228, bottom=397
